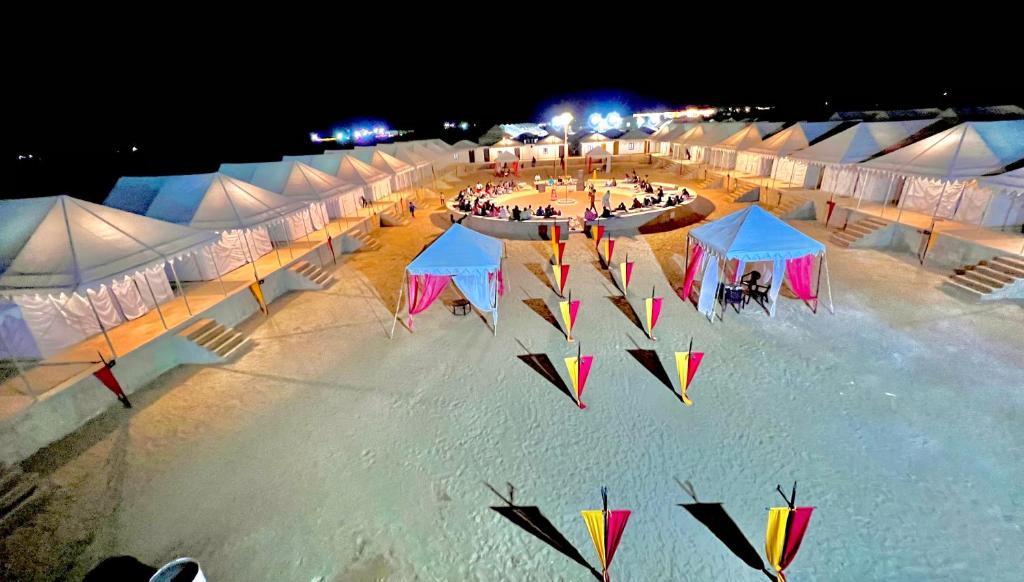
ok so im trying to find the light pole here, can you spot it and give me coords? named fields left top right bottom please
left=552, top=112, right=573, bottom=200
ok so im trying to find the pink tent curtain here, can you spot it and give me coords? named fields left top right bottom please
left=407, top=274, right=452, bottom=329
left=488, top=270, right=506, bottom=296
left=681, top=243, right=705, bottom=300
left=785, top=255, right=816, bottom=301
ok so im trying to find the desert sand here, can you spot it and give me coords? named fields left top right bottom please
left=2, top=163, right=1022, bottom=581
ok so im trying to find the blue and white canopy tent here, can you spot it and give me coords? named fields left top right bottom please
left=390, top=224, right=505, bottom=337
left=683, top=206, right=832, bottom=321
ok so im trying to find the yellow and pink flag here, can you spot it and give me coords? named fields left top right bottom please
left=550, top=225, right=562, bottom=262
left=564, top=344, right=592, bottom=409
left=559, top=292, right=580, bottom=342
left=644, top=288, right=662, bottom=340
left=594, top=225, right=606, bottom=248
left=552, top=264, right=570, bottom=296
left=619, top=260, right=634, bottom=293
left=601, top=237, right=616, bottom=266
left=581, top=487, right=630, bottom=581
left=674, top=338, right=704, bottom=406
left=765, top=493, right=814, bottom=582
left=551, top=241, right=566, bottom=265
left=249, top=279, right=268, bottom=315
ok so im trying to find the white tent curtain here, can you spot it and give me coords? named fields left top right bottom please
left=900, top=177, right=967, bottom=218
left=772, top=158, right=821, bottom=188
left=820, top=165, right=860, bottom=197
left=853, top=170, right=898, bottom=203
left=173, top=227, right=272, bottom=281
left=952, top=183, right=1024, bottom=227
left=736, top=152, right=774, bottom=176
left=110, top=275, right=149, bottom=320
left=0, top=300, right=41, bottom=360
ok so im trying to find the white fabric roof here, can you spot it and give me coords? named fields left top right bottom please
left=494, top=151, right=519, bottom=162
left=105, top=173, right=307, bottom=230
left=1, top=195, right=219, bottom=293
left=586, top=148, right=611, bottom=159
left=492, top=137, right=524, bottom=147
left=748, top=121, right=842, bottom=156
left=860, top=120, right=1024, bottom=179
left=619, top=128, right=651, bottom=140
left=677, top=122, right=749, bottom=147
left=980, top=166, right=1024, bottom=192
left=713, top=122, right=785, bottom=151
left=790, top=120, right=937, bottom=165
left=689, top=205, right=825, bottom=261
left=579, top=133, right=608, bottom=142
left=452, top=140, right=479, bottom=149
left=218, top=161, right=355, bottom=201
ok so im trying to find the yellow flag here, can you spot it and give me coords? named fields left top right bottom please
left=559, top=301, right=573, bottom=340
left=675, top=352, right=692, bottom=406
left=581, top=510, right=607, bottom=569
left=765, top=508, right=791, bottom=574
left=249, top=281, right=267, bottom=315
left=565, top=356, right=579, bottom=392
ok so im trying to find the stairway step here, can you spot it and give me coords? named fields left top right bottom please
left=833, top=231, right=858, bottom=243
left=204, top=329, right=235, bottom=351
left=942, top=279, right=985, bottom=301
left=972, top=265, right=1015, bottom=283
left=993, top=255, right=1024, bottom=271
left=962, top=270, right=1005, bottom=289
left=194, top=325, right=226, bottom=347
left=988, top=258, right=1024, bottom=277
left=860, top=217, right=889, bottom=228
left=182, top=319, right=217, bottom=341
left=214, top=334, right=246, bottom=358
left=0, top=465, right=24, bottom=497
left=0, top=480, right=37, bottom=519
left=846, top=224, right=876, bottom=237
left=950, top=274, right=996, bottom=294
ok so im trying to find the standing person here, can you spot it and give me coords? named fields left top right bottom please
left=588, top=189, right=596, bottom=211
left=408, top=200, right=417, bottom=218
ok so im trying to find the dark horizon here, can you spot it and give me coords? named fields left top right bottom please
left=5, top=38, right=1020, bottom=201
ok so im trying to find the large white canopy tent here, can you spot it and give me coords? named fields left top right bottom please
left=283, top=154, right=391, bottom=201
left=450, top=140, right=484, bottom=164
left=105, top=173, right=308, bottom=281
left=683, top=206, right=831, bottom=321
left=0, top=196, right=219, bottom=360
left=531, top=135, right=564, bottom=160
left=676, top=122, right=751, bottom=164
left=735, top=121, right=842, bottom=178
left=218, top=160, right=362, bottom=229
left=390, top=224, right=504, bottom=337
left=488, top=136, right=524, bottom=161
left=786, top=120, right=938, bottom=193
left=854, top=120, right=1024, bottom=223
left=346, top=148, right=416, bottom=192
left=386, top=144, right=436, bottom=183
left=578, top=132, right=610, bottom=156
left=956, top=166, right=1024, bottom=228
left=585, top=147, right=612, bottom=173
left=707, top=122, right=786, bottom=170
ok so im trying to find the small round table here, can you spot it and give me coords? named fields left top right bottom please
left=451, top=299, right=471, bottom=316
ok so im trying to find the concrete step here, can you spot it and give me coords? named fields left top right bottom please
left=0, top=464, right=24, bottom=497
left=993, top=255, right=1024, bottom=273
left=290, top=261, right=336, bottom=289
left=182, top=319, right=217, bottom=341
left=950, top=274, right=997, bottom=294
left=986, top=258, right=1024, bottom=277
left=204, top=328, right=236, bottom=351
left=194, top=324, right=227, bottom=347
left=961, top=269, right=1005, bottom=289
left=859, top=217, right=889, bottom=228
left=972, top=265, right=1016, bottom=284
left=178, top=320, right=251, bottom=362
left=831, top=231, right=858, bottom=244
left=846, top=223, right=881, bottom=237
left=942, top=279, right=986, bottom=301
left=214, top=334, right=248, bottom=358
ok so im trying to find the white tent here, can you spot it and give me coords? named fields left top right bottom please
left=376, top=144, right=434, bottom=183
left=585, top=147, right=612, bottom=173
left=684, top=206, right=831, bottom=321
left=494, top=151, right=519, bottom=163
left=707, top=122, right=786, bottom=170
left=338, top=148, right=416, bottom=192
left=953, top=166, right=1024, bottom=228
left=787, top=120, right=937, bottom=193
left=106, top=173, right=308, bottom=280
left=488, top=136, right=524, bottom=161
left=734, top=121, right=842, bottom=178
left=531, top=135, right=565, bottom=160
left=618, top=128, right=651, bottom=155
left=0, top=196, right=218, bottom=359
left=854, top=120, right=1024, bottom=221
left=219, top=160, right=363, bottom=227
left=578, top=133, right=610, bottom=155
left=450, top=140, right=483, bottom=164
left=283, top=154, right=391, bottom=201
left=676, top=122, right=750, bottom=164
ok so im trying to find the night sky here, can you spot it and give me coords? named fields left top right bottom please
left=4, top=28, right=1018, bottom=202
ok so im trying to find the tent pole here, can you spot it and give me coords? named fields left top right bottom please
left=169, top=260, right=192, bottom=316
left=0, top=330, right=36, bottom=400
left=823, top=254, right=835, bottom=315
left=140, top=270, right=167, bottom=329
left=85, top=289, right=118, bottom=359
left=922, top=181, right=950, bottom=265
left=683, top=236, right=691, bottom=277
left=241, top=230, right=261, bottom=280
left=813, top=255, right=824, bottom=314
left=207, top=247, right=228, bottom=297
left=389, top=272, right=406, bottom=339
left=303, top=208, right=322, bottom=268
left=879, top=174, right=895, bottom=219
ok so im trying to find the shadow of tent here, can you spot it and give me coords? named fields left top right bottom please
left=626, top=348, right=679, bottom=400
left=516, top=353, right=575, bottom=403
left=521, top=298, right=564, bottom=333
left=678, top=503, right=770, bottom=575
left=607, top=296, right=645, bottom=333
left=490, top=505, right=602, bottom=581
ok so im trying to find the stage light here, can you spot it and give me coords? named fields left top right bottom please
left=606, top=112, right=622, bottom=128
left=551, top=112, right=573, bottom=129
left=459, top=121, right=470, bottom=131
left=310, top=132, right=323, bottom=143
left=589, top=113, right=603, bottom=127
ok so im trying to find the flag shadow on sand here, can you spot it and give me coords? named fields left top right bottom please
left=515, top=339, right=575, bottom=404
left=487, top=483, right=602, bottom=581
left=606, top=296, right=645, bottom=333
left=675, top=479, right=775, bottom=580
left=626, top=346, right=682, bottom=403
left=522, top=298, right=564, bottom=333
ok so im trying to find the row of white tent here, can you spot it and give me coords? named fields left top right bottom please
left=654, top=118, right=1024, bottom=228
left=0, top=140, right=461, bottom=363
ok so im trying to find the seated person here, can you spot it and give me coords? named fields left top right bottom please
left=645, top=183, right=655, bottom=194
left=682, top=188, right=691, bottom=199
left=601, top=206, right=613, bottom=218
left=610, top=178, right=617, bottom=187
left=499, top=206, right=509, bottom=220
left=512, top=206, right=521, bottom=221
left=584, top=207, right=598, bottom=222
left=630, top=198, right=643, bottom=209
left=535, top=206, right=545, bottom=217
left=616, top=202, right=628, bottom=212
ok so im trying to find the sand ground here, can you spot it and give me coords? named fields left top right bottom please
left=2, top=163, right=1023, bottom=581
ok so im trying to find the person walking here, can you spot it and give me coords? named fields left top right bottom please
left=408, top=200, right=417, bottom=218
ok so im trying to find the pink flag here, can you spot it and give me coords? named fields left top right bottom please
left=577, top=355, right=593, bottom=408
left=605, top=509, right=631, bottom=568
left=681, top=244, right=704, bottom=301
left=687, top=352, right=704, bottom=386
left=594, top=225, right=605, bottom=248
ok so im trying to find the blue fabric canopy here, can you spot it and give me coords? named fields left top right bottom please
left=407, top=224, right=503, bottom=275
left=689, top=206, right=824, bottom=262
